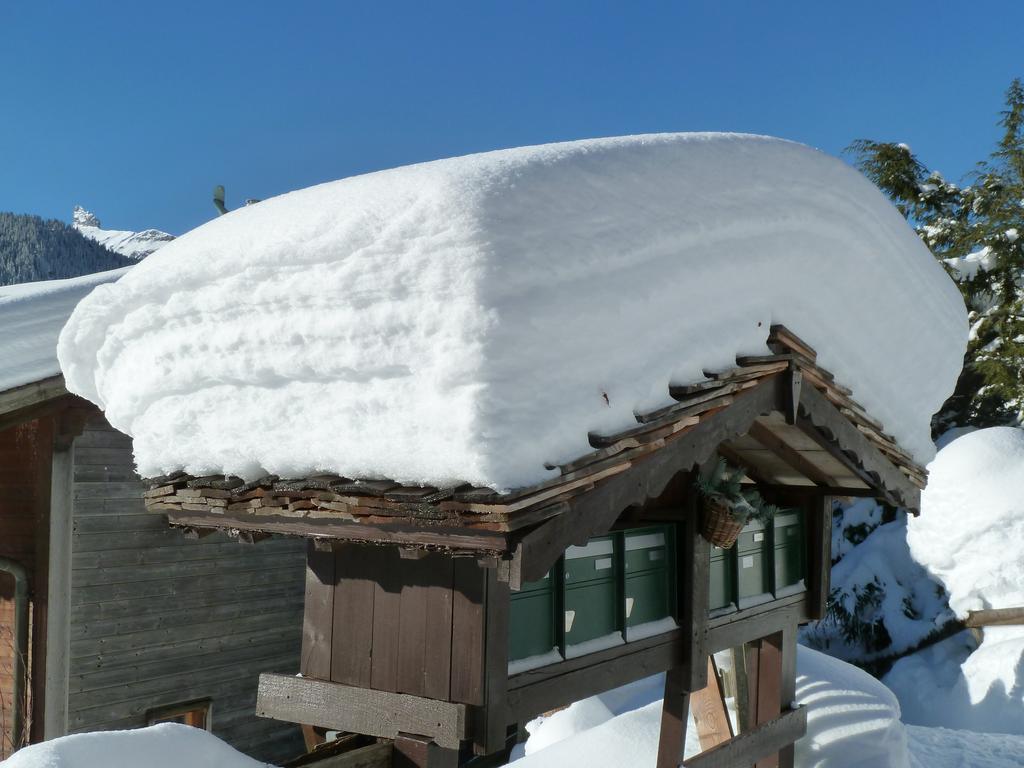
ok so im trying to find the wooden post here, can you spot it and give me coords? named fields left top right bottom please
left=478, top=566, right=511, bottom=756
left=778, top=626, right=798, bottom=768
left=656, top=665, right=691, bottom=768
left=807, top=494, right=832, bottom=621
left=393, top=733, right=458, bottom=768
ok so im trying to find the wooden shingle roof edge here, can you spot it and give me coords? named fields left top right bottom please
left=146, top=325, right=927, bottom=547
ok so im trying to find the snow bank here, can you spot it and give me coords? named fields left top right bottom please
left=801, top=512, right=954, bottom=665
left=2, top=723, right=272, bottom=768
left=57, top=133, right=966, bottom=487
left=0, top=268, right=128, bottom=395
left=886, top=428, right=1024, bottom=735
left=906, top=724, right=1024, bottom=768
left=909, top=427, right=1024, bottom=619
left=507, top=647, right=911, bottom=768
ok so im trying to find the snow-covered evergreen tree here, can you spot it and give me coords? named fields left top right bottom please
left=849, top=79, right=1024, bottom=430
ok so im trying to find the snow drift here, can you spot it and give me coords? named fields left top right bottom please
left=887, top=427, right=1024, bottom=734
left=506, top=647, right=911, bottom=768
left=57, top=133, right=966, bottom=487
left=2, top=722, right=271, bottom=768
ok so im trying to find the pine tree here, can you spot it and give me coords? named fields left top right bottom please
left=849, top=79, right=1024, bottom=431
left=0, top=212, right=132, bottom=287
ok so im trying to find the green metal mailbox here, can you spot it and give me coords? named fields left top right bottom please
left=624, top=526, right=673, bottom=628
left=564, top=537, right=618, bottom=648
left=736, top=519, right=772, bottom=608
left=509, top=571, right=557, bottom=662
left=773, top=509, right=805, bottom=597
left=709, top=542, right=735, bottom=612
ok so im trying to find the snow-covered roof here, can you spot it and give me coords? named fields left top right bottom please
left=58, top=133, right=966, bottom=488
left=0, top=267, right=129, bottom=396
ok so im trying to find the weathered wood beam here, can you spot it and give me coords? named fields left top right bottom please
left=255, top=673, right=468, bottom=750
left=165, top=508, right=509, bottom=553
left=706, top=605, right=803, bottom=656
left=808, top=494, right=832, bottom=622
left=682, top=706, right=807, bottom=768
left=478, top=569, right=510, bottom=755
left=965, top=607, right=1024, bottom=628
left=657, top=666, right=692, bottom=768
left=394, top=733, right=458, bottom=768
left=506, top=630, right=687, bottom=723
left=516, top=374, right=786, bottom=582
left=796, top=383, right=920, bottom=511
left=747, top=421, right=837, bottom=487
left=683, top=471, right=710, bottom=692
left=0, top=375, right=67, bottom=418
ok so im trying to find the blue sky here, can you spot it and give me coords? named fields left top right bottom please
left=2, top=1, right=1022, bottom=236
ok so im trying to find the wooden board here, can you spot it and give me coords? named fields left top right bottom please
left=256, top=673, right=467, bottom=750
left=682, top=706, right=806, bottom=768
left=691, top=657, right=733, bottom=750
left=302, top=542, right=336, bottom=680
left=450, top=558, right=487, bottom=706
left=331, top=545, right=377, bottom=687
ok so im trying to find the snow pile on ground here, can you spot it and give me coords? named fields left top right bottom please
left=58, top=133, right=966, bottom=487
left=507, top=647, right=913, bottom=768
left=2, top=723, right=272, bottom=768
left=883, top=427, right=1024, bottom=734
left=801, top=510, right=955, bottom=666
left=906, top=724, right=1024, bottom=768
left=72, top=206, right=174, bottom=260
left=0, top=268, right=129, bottom=395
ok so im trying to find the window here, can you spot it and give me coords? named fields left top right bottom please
left=508, top=525, right=678, bottom=671
left=146, top=699, right=212, bottom=731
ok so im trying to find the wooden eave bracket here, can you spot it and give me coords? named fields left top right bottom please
left=796, top=384, right=920, bottom=512
left=514, top=374, right=788, bottom=583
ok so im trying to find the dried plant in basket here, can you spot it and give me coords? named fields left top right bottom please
left=696, top=458, right=779, bottom=548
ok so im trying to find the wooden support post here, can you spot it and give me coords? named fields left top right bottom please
left=683, top=470, right=710, bottom=692
left=478, top=567, right=511, bottom=755
left=657, top=665, right=691, bottom=768
left=808, top=494, right=832, bottom=621
left=753, top=635, right=783, bottom=768
left=778, top=626, right=798, bottom=768
left=393, top=733, right=458, bottom=768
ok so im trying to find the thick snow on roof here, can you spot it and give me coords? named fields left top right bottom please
left=0, top=267, right=129, bottom=395
left=58, top=133, right=966, bottom=488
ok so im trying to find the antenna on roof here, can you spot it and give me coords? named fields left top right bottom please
left=213, top=185, right=228, bottom=216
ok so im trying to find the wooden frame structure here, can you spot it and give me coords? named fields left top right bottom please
left=145, top=326, right=927, bottom=767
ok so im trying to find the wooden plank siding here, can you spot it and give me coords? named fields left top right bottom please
left=66, top=418, right=307, bottom=764
left=302, top=547, right=488, bottom=709
left=0, top=418, right=52, bottom=758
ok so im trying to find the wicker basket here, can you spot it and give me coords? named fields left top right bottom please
left=700, top=496, right=744, bottom=548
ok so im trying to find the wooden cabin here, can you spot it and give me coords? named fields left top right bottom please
left=0, top=365, right=307, bottom=758
left=145, top=326, right=927, bottom=768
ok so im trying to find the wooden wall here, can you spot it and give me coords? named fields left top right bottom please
left=302, top=544, right=491, bottom=706
left=66, top=417, right=307, bottom=764
left=0, top=419, right=51, bottom=758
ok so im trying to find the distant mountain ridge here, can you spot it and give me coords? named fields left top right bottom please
left=0, top=212, right=133, bottom=287
left=73, top=206, right=174, bottom=260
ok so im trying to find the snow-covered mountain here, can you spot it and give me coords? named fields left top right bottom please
left=72, top=206, right=174, bottom=260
